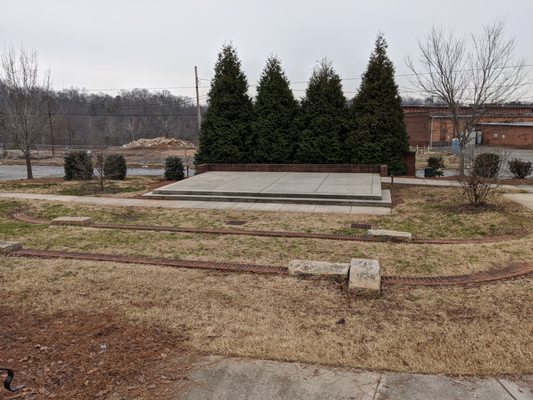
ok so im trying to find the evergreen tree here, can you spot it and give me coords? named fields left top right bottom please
left=294, top=60, right=347, bottom=164
left=194, top=44, right=253, bottom=164
left=253, top=56, right=298, bottom=163
left=347, top=34, right=409, bottom=174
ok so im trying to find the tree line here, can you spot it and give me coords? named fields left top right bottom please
left=0, top=86, right=202, bottom=148
left=195, top=35, right=410, bottom=174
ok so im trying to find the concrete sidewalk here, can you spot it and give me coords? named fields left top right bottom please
left=382, top=176, right=530, bottom=192
left=504, top=193, right=533, bottom=210
left=178, top=356, right=532, bottom=400
left=0, top=192, right=391, bottom=215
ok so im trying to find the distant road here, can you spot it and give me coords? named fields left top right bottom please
left=0, top=165, right=164, bottom=180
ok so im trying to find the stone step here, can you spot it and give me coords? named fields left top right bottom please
left=143, top=190, right=392, bottom=207
left=151, top=188, right=383, bottom=201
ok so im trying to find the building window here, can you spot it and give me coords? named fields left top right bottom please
left=492, top=133, right=499, bottom=139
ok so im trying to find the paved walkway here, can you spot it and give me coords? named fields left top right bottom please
left=1, top=177, right=532, bottom=213
left=0, top=192, right=390, bottom=215
left=177, top=356, right=532, bottom=400
left=504, top=193, right=533, bottom=210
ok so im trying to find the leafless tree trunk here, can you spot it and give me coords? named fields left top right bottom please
left=406, top=19, right=527, bottom=175
left=1, top=47, right=51, bottom=179
left=93, top=152, right=107, bottom=192
left=123, top=117, right=138, bottom=142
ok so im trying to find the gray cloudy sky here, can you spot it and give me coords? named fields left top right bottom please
left=2, top=0, right=532, bottom=103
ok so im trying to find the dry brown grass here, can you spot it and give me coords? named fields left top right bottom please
left=0, top=176, right=160, bottom=198
left=2, top=184, right=530, bottom=239
left=8, top=225, right=532, bottom=276
left=2, top=257, right=531, bottom=376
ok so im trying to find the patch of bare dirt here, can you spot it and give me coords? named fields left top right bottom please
left=0, top=307, right=196, bottom=399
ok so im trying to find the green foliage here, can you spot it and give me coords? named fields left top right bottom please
left=64, top=151, right=93, bottom=181
left=473, top=153, right=501, bottom=178
left=164, top=156, right=185, bottom=181
left=103, top=154, right=127, bottom=180
left=427, top=156, right=445, bottom=176
left=508, top=159, right=532, bottom=179
left=347, top=34, right=409, bottom=174
left=294, top=59, right=347, bottom=163
left=195, top=44, right=253, bottom=164
left=252, top=56, right=299, bottom=163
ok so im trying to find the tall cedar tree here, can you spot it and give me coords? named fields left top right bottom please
left=253, top=56, right=298, bottom=163
left=295, top=60, right=347, bottom=163
left=195, top=45, right=253, bottom=164
left=348, top=34, right=409, bottom=174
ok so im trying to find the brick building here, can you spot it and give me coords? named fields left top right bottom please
left=403, top=105, right=533, bottom=148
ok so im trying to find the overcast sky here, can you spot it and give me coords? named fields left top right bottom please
left=2, top=0, right=532, bottom=103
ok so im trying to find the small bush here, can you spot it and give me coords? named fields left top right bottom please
left=164, top=156, right=185, bottom=181
left=508, top=159, right=532, bottom=179
left=473, top=153, right=500, bottom=178
left=64, top=151, right=93, bottom=181
left=103, top=154, right=127, bottom=180
left=427, top=156, right=445, bottom=176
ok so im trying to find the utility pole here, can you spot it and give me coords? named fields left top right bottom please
left=194, top=66, right=202, bottom=132
left=47, top=100, right=56, bottom=155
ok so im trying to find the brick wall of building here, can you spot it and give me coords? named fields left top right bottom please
left=480, top=125, right=533, bottom=148
left=402, top=105, right=533, bottom=148
left=196, top=163, right=391, bottom=176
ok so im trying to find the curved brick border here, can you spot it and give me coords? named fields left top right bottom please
left=7, top=248, right=286, bottom=275
left=12, top=213, right=524, bottom=245
left=6, top=248, right=533, bottom=287
left=382, top=262, right=533, bottom=286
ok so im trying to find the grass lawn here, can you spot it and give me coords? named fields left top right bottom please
left=1, top=179, right=531, bottom=239
left=0, top=175, right=164, bottom=198
left=0, top=182, right=532, bottom=380
left=2, top=257, right=532, bottom=376
left=0, top=185, right=531, bottom=276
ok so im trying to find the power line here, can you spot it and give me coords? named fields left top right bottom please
left=51, top=112, right=200, bottom=117
left=54, top=64, right=533, bottom=95
left=75, top=85, right=210, bottom=92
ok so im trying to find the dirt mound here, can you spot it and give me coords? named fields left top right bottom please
left=123, top=137, right=195, bottom=149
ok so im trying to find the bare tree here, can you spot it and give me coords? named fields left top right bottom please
left=123, top=116, right=138, bottom=142
left=407, top=19, right=527, bottom=174
left=456, top=149, right=508, bottom=207
left=0, top=47, right=50, bottom=179
left=93, top=152, right=107, bottom=192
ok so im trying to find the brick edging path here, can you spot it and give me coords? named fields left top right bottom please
left=6, top=248, right=533, bottom=287
left=11, top=213, right=525, bottom=245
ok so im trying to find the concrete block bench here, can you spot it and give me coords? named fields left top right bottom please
left=349, top=258, right=381, bottom=296
left=367, top=229, right=412, bottom=242
left=288, top=260, right=350, bottom=281
left=0, top=241, right=22, bottom=253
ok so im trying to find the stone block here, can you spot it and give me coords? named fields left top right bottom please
left=0, top=241, right=22, bottom=253
left=367, top=229, right=412, bottom=242
left=51, top=216, right=93, bottom=226
left=288, top=259, right=349, bottom=281
left=349, top=258, right=381, bottom=296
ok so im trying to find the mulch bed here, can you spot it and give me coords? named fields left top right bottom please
left=0, top=307, right=195, bottom=399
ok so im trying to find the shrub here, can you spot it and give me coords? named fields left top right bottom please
left=164, top=156, right=185, bottom=181
left=64, top=151, right=93, bottom=180
left=472, top=153, right=500, bottom=178
left=103, top=154, right=127, bottom=180
left=508, top=159, right=532, bottom=179
left=427, top=156, right=445, bottom=176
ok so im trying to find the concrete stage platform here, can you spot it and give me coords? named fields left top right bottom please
left=144, top=171, right=391, bottom=210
